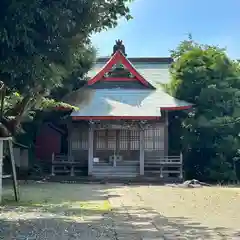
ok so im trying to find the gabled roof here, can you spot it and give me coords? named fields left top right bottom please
left=70, top=88, right=192, bottom=120
left=87, top=50, right=155, bottom=88
left=87, top=59, right=171, bottom=88
left=67, top=41, right=193, bottom=119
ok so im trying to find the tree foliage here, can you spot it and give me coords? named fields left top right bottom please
left=166, top=37, right=240, bottom=182
left=0, top=0, right=133, bottom=136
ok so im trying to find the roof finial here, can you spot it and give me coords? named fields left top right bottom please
left=112, top=39, right=127, bottom=56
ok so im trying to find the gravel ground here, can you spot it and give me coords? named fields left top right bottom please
left=1, top=183, right=240, bottom=239
left=0, top=182, right=115, bottom=240
left=107, top=185, right=240, bottom=239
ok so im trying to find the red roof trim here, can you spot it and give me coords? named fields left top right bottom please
left=161, top=106, right=192, bottom=110
left=54, top=106, right=73, bottom=111
left=87, top=50, right=150, bottom=87
left=72, top=116, right=161, bottom=120
left=119, top=53, right=149, bottom=86
left=88, top=52, right=119, bottom=85
left=103, top=77, right=138, bottom=81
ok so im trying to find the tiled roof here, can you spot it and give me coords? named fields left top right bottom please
left=70, top=89, right=191, bottom=117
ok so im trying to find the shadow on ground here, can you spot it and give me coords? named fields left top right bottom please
left=1, top=206, right=240, bottom=239
left=1, top=182, right=240, bottom=239
left=115, top=206, right=240, bottom=239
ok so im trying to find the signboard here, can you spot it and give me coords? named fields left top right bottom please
left=94, top=123, right=139, bottom=130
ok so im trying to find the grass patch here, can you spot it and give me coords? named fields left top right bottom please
left=1, top=183, right=111, bottom=219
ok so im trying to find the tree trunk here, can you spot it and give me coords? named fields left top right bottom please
left=1, top=93, right=42, bottom=137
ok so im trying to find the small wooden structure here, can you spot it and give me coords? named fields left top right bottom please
left=50, top=41, right=192, bottom=180
left=0, top=81, right=19, bottom=203
left=0, top=137, right=19, bottom=203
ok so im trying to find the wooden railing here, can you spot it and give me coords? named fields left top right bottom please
left=51, top=152, right=183, bottom=179
left=144, top=153, right=183, bottom=178
left=52, top=153, right=72, bottom=163
left=51, top=153, right=83, bottom=176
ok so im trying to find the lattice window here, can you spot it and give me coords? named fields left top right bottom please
left=71, top=129, right=88, bottom=150
left=71, top=130, right=80, bottom=150
left=154, top=126, right=164, bottom=150
left=95, top=129, right=140, bottom=151
left=119, top=130, right=128, bottom=150
left=144, top=126, right=164, bottom=150
left=129, top=130, right=140, bottom=150
left=119, top=129, right=140, bottom=150
left=80, top=131, right=88, bottom=150
left=107, top=130, right=117, bottom=150
left=95, top=130, right=117, bottom=150
left=144, top=128, right=154, bottom=150
left=95, top=130, right=107, bottom=150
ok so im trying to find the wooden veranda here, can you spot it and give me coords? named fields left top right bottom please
left=51, top=119, right=183, bottom=179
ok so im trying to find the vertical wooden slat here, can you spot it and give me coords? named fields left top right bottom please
left=179, top=152, right=183, bottom=178
left=164, top=112, right=169, bottom=156
left=71, top=123, right=89, bottom=151
left=67, top=121, right=73, bottom=161
left=0, top=140, right=3, bottom=203
left=116, top=130, right=120, bottom=154
left=88, top=126, right=94, bottom=175
left=139, top=128, right=144, bottom=175
left=51, top=152, right=55, bottom=176
left=129, top=129, right=140, bottom=150
left=127, top=130, right=131, bottom=152
left=108, top=130, right=117, bottom=150
left=153, top=125, right=156, bottom=150
left=105, top=129, right=108, bottom=150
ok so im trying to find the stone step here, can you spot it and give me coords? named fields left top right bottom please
left=93, top=161, right=139, bottom=167
left=92, top=165, right=139, bottom=178
left=92, top=167, right=138, bottom=172
left=92, top=173, right=138, bottom=178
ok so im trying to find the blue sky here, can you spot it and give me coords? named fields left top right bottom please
left=91, top=0, right=240, bottom=59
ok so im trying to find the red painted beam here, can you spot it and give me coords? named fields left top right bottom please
left=72, top=116, right=161, bottom=120
left=161, top=106, right=192, bottom=111
left=54, top=106, right=73, bottom=111
left=88, top=51, right=120, bottom=85
left=103, top=77, right=137, bottom=81
left=87, top=50, right=150, bottom=87
left=117, top=53, right=149, bottom=86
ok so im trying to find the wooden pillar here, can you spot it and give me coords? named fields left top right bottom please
left=164, top=111, right=169, bottom=156
left=116, top=130, right=120, bottom=156
left=51, top=153, right=55, bottom=176
left=0, top=139, right=3, bottom=203
left=160, top=166, right=163, bottom=178
left=0, top=138, right=19, bottom=203
left=139, top=128, right=145, bottom=175
left=67, top=120, right=74, bottom=176
left=179, top=152, right=183, bottom=179
left=67, top=121, right=73, bottom=162
left=88, top=126, right=94, bottom=175
left=8, top=139, right=19, bottom=202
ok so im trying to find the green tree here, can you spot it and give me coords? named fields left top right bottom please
left=0, top=0, right=133, bottom=136
left=166, top=37, right=240, bottom=182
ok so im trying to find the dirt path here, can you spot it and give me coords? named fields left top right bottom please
left=107, top=185, right=240, bottom=239
left=1, top=183, right=240, bottom=239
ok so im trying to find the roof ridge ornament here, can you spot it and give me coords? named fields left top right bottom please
left=112, top=39, right=127, bottom=56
